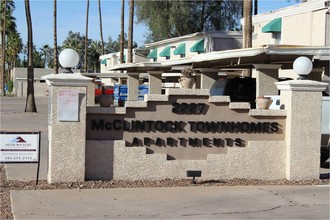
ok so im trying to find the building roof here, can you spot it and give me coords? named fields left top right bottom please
left=144, top=31, right=242, bottom=49
left=251, top=0, right=329, bottom=24
left=107, top=45, right=330, bottom=72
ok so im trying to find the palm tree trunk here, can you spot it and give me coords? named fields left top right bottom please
left=127, top=0, right=134, bottom=63
left=24, top=0, right=37, bottom=112
left=85, top=0, right=90, bottom=73
left=98, top=0, right=104, bottom=55
left=120, top=0, right=125, bottom=63
left=1, top=0, right=7, bottom=96
left=200, top=1, right=206, bottom=32
left=254, top=0, right=258, bottom=15
left=242, top=0, right=252, bottom=77
left=54, top=0, right=58, bottom=74
left=243, top=0, right=252, bottom=48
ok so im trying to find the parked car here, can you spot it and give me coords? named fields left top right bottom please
left=94, top=80, right=114, bottom=103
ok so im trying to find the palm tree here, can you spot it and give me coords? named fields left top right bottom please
left=127, top=0, right=134, bottom=63
left=40, top=44, right=50, bottom=68
left=54, top=0, right=58, bottom=74
left=254, top=0, right=258, bottom=15
left=242, top=0, right=252, bottom=77
left=98, top=0, right=104, bottom=55
left=84, top=0, right=90, bottom=73
left=22, top=44, right=27, bottom=67
left=6, top=31, right=23, bottom=80
left=0, top=0, right=8, bottom=96
left=120, top=0, right=125, bottom=63
left=62, top=37, right=82, bottom=53
left=1, top=0, right=16, bottom=96
left=24, top=0, right=37, bottom=112
left=243, top=0, right=252, bottom=49
left=90, top=40, right=102, bottom=72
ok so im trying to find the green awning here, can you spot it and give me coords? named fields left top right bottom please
left=147, top=49, right=158, bottom=59
left=159, top=46, right=171, bottom=57
left=173, top=43, right=186, bottom=55
left=190, top=39, right=204, bottom=53
left=262, top=18, right=282, bottom=33
left=100, top=59, right=107, bottom=64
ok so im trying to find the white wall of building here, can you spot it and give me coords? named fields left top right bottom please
left=252, top=0, right=329, bottom=47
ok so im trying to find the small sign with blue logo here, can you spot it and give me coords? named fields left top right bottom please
left=114, top=85, right=149, bottom=103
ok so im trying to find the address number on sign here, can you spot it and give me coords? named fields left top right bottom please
left=172, top=102, right=205, bottom=114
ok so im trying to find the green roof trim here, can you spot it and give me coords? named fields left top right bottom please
left=147, top=49, right=158, bottom=59
left=159, top=46, right=171, bottom=57
left=262, top=18, right=282, bottom=33
left=173, top=43, right=186, bottom=55
left=190, top=39, right=204, bottom=52
left=100, top=59, right=107, bottom=64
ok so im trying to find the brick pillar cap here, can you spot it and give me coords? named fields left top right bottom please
left=44, top=73, right=92, bottom=86
left=275, top=80, right=328, bottom=92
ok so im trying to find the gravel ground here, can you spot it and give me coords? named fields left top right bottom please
left=1, top=164, right=329, bottom=220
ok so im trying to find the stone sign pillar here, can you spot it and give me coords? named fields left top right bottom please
left=148, top=71, right=163, bottom=95
left=254, top=64, right=282, bottom=97
left=198, top=68, right=219, bottom=89
left=127, top=72, right=139, bottom=101
left=46, top=73, right=92, bottom=183
left=276, top=80, right=327, bottom=180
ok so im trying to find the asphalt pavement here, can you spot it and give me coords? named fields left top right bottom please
left=1, top=96, right=329, bottom=219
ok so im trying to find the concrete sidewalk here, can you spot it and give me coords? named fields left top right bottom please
left=10, top=185, right=330, bottom=219
left=1, top=96, right=329, bottom=219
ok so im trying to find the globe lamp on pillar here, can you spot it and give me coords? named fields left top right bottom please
left=59, top=49, right=79, bottom=73
left=293, top=56, right=313, bottom=80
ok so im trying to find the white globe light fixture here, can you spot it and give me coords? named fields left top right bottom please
left=59, top=49, right=79, bottom=73
left=293, top=56, right=313, bottom=80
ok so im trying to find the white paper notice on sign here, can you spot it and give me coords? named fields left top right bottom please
left=0, top=133, right=40, bottom=162
left=57, top=90, right=79, bottom=121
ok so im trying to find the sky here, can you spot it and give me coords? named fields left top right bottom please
left=13, top=0, right=301, bottom=51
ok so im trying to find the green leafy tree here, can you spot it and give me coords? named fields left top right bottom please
left=104, top=36, right=118, bottom=53
left=62, top=31, right=84, bottom=53
left=135, top=0, right=243, bottom=42
left=62, top=31, right=87, bottom=69
left=104, top=34, right=137, bottom=54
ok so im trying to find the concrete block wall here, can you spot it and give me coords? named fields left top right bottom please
left=49, top=79, right=326, bottom=183
left=86, top=140, right=286, bottom=182
left=86, top=89, right=287, bottom=181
